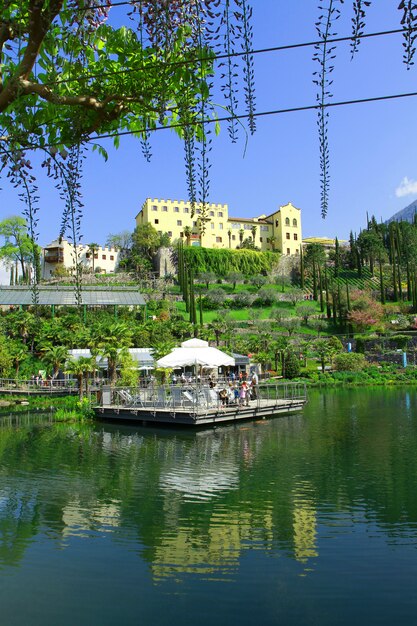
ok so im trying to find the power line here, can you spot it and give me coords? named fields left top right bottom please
left=90, top=90, right=417, bottom=141
left=41, top=26, right=413, bottom=88
left=2, top=89, right=417, bottom=154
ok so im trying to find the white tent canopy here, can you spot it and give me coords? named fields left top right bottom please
left=156, top=338, right=235, bottom=369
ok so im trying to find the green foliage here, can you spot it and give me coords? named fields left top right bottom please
left=334, top=352, right=366, bottom=372
left=284, top=351, right=301, bottom=379
left=54, top=397, right=94, bottom=422
left=0, top=216, right=35, bottom=283
left=0, top=335, right=13, bottom=376
left=184, top=247, right=279, bottom=277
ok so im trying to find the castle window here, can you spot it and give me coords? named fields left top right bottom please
left=174, top=206, right=179, bottom=212
left=209, top=211, right=214, bottom=216
left=162, top=205, right=168, bottom=212
left=294, top=233, right=298, bottom=241
left=216, top=237, right=222, bottom=243
left=211, top=223, right=215, bottom=229
left=275, top=220, right=279, bottom=227
left=110, top=255, right=114, bottom=260
left=287, top=248, right=290, bottom=255
left=293, top=218, right=297, bottom=227
left=219, top=223, right=223, bottom=230
left=155, top=219, right=159, bottom=224
left=285, top=217, right=290, bottom=226
left=218, top=211, right=223, bottom=217
left=183, top=207, right=189, bottom=213
left=232, top=235, right=236, bottom=241
left=177, top=220, right=182, bottom=226
left=152, top=205, right=157, bottom=211
left=102, top=255, right=106, bottom=260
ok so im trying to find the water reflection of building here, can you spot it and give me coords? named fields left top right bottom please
left=160, top=462, right=239, bottom=502
left=292, top=484, right=318, bottom=564
left=62, top=500, right=121, bottom=538
left=151, top=509, right=274, bottom=582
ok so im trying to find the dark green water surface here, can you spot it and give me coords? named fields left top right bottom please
left=1, top=387, right=417, bottom=625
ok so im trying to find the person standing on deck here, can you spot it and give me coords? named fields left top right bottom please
left=250, top=372, right=259, bottom=399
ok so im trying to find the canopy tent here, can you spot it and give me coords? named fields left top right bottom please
left=156, top=338, right=235, bottom=369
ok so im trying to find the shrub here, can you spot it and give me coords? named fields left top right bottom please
left=334, top=352, right=366, bottom=372
left=254, top=288, right=277, bottom=306
left=203, top=288, right=228, bottom=309
left=284, top=351, right=301, bottom=379
left=232, top=291, right=254, bottom=308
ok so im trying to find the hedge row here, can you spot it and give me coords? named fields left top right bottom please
left=183, top=247, right=280, bottom=276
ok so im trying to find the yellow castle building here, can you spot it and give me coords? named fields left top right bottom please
left=135, top=198, right=302, bottom=255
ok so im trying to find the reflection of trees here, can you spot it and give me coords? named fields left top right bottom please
left=0, top=390, right=417, bottom=577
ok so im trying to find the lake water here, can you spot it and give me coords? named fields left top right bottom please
left=1, top=388, right=417, bottom=626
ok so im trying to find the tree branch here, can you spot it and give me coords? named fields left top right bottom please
left=0, top=0, right=63, bottom=112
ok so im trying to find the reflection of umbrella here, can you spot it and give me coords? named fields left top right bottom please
left=157, top=338, right=235, bottom=368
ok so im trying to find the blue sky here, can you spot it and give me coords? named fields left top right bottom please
left=2, top=0, right=417, bottom=248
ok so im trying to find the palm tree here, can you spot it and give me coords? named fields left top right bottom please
left=239, top=229, right=244, bottom=246
left=227, top=229, right=232, bottom=249
left=251, top=224, right=257, bottom=243
left=65, top=356, right=95, bottom=399
left=9, top=341, right=28, bottom=379
left=87, top=242, right=99, bottom=273
left=93, top=322, right=132, bottom=385
left=41, top=345, right=68, bottom=378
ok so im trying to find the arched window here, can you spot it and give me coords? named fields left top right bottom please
left=285, top=217, right=290, bottom=226
left=293, top=218, right=297, bottom=227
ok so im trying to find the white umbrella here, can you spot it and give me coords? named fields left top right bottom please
left=156, top=338, right=235, bottom=368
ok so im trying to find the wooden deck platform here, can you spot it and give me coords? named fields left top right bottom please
left=95, top=384, right=307, bottom=427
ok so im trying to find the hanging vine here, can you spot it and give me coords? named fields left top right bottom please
left=236, top=0, right=256, bottom=135
left=350, top=0, right=371, bottom=58
left=216, top=0, right=240, bottom=142
left=194, top=0, right=214, bottom=238
left=313, top=0, right=343, bottom=218
left=399, top=1, right=417, bottom=69
left=2, top=147, right=40, bottom=304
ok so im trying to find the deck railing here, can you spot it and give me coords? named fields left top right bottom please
left=102, top=381, right=307, bottom=416
left=0, top=377, right=107, bottom=394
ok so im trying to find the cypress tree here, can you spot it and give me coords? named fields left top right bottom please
left=325, top=269, right=332, bottom=319
left=318, top=265, right=324, bottom=312
left=300, top=244, right=304, bottom=288
left=312, top=258, right=317, bottom=301
left=334, top=236, right=340, bottom=277
left=337, top=282, right=343, bottom=326
left=390, top=225, right=398, bottom=302
left=199, top=293, right=203, bottom=326
left=332, top=290, right=337, bottom=324
left=346, top=280, right=351, bottom=312
left=396, top=226, right=402, bottom=301
left=379, top=254, right=385, bottom=304
left=184, top=264, right=189, bottom=313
